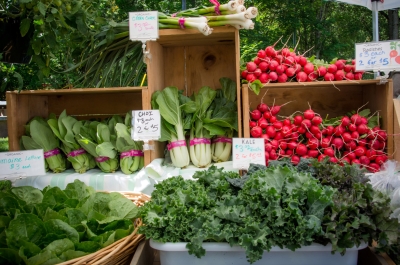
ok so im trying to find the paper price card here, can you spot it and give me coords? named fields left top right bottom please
left=0, top=149, right=46, bottom=179
left=355, top=40, right=400, bottom=72
left=232, top=138, right=265, bottom=170
left=131, top=110, right=161, bottom=141
left=129, top=11, right=159, bottom=41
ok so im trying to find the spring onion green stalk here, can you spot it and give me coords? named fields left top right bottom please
left=115, top=123, right=144, bottom=174
left=158, top=18, right=212, bottom=36
left=171, top=1, right=238, bottom=17
left=151, top=87, right=196, bottom=169
left=206, top=12, right=251, bottom=22
left=47, top=110, right=96, bottom=174
left=21, top=120, right=67, bottom=173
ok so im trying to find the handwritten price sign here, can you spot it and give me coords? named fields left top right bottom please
left=129, top=11, right=159, bottom=41
left=355, top=40, right=400, bottom=72
left=232, top=138, right=265, bottom=170
left=0, top=149, right=46, bottom=179
left=131, top=110, right=161, bottom=141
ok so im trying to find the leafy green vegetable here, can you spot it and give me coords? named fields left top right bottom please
left=0, top=180, right=140, bottom=264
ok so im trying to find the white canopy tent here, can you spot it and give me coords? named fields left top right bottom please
left=334, top=0, right=400, bottom=41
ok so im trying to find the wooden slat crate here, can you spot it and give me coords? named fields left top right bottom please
left=143, top=26, right=241, bottom=165
left=241, top=80, right=394, bottom=158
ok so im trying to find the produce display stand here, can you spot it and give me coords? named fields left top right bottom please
left=144, top=27, right=241, bottom=165
left=242, top=80, right=395, bottom=158
left=394, top=98, right=400, bottom=162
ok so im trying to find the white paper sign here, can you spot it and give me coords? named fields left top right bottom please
left=355, top=40, right=400, bottom=72
left=131, top=110, right=161, bottom=141
left=0, top=149, right=46, bottom=179
left=232, top=138, right=265, bottom=170
left=129, top=11, right=159, bottom=41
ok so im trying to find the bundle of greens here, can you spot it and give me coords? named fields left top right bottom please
left=207, top=77, right=238, bottom=162
left=139, top=161, right=398, bottom=264
left=47, top=110, right=96, bottom=174
left=151, top=86, right=196, bottom=168
left=76, top=121, right=119, bottom=173
left=0, top=180, right=140, bottom=264
left=21, top=117, right=67, bottom=173
left=115, top=123, right=144, bottom=175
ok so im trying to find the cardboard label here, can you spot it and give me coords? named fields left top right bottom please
left=0, top=149, right=46, bottom=179
left=129, top=11, right=159, bottom=41
left=355, top=40, right=400, bottom=72
left=131, top=110, right=161, bottom=141
left=232, top=138, right=265, bottom=170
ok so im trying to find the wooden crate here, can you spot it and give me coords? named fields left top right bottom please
left=394, top=98, right=400, bottom=162
left=6, top=86, right=145, bottom=153
left=143, top=27, right=241, bottom=165
left=242, top=80, right=394, bottom=158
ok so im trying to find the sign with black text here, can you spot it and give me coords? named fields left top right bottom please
left=131, top=110, right=161, bottom=141
left=129, top=11, right=159, bottom=41
left=0, top=149, right=46, bottom=178
left=355, top=40, right=400, bottom=72
left=232, top=138, right=265, bottom=170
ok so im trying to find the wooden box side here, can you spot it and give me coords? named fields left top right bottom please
left=6, top=93, right=49, bottom=151
left=393, top=98, right=400, bottom=162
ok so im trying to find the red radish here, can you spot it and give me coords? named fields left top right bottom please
left=351, top=159, right=360, bottom=165
left=378, top=131, right=387, bottom=141
left=263, top=111, right=271, bottom=120
left=304, top=109, right=315, bottom=120
left=342, top=132, right=352, bottom=143
left=257, top=103, right=269, bottom=113
left=354, top=146, right=366, bottom=157
left=325, top=126, right=335, bottom=136
left=357, top=124, right=369, bottom=135
left=251, top=126, right=262, bottom=138
left=265, top=151, right=269, bottom=162
left=293, top=63, right=302, bottom=73
left=281, top=48, right=291, bottom=57
left=275, top=55, right=284, bottom=64
left=261, top=133, right=269, bottom=142
left=344, top=64, right=353, bottom=73
left=269, top=116, right=277, bottom=123
left=275, top=132, right=284, bottom=141
left=257, top=49, right=266, bottom=58
left=332, top=137, right=344, bottom=150
left=283, top=119, right=292, bottom=126
left=321, top=138, right=331, bottom=148
left=241, top=70, right=248, bottom=79
left=249, top=120, right=257, bottom=128
left=368, top=163, right=380, bottom=172
left=395, top=56, right=400, bottom=64
left=286, top=149, right=293, bottom=156
left=278, top=74, right=288, bottom=83
left=305, top=132, right=314, bottom=139
left=354, top=72, right=363, bottom=80
left=307, top=72, right=318, bottom=82
left=251, top=109, right=262, bottom=120
left=273, top=121, right=283, bottom=130
left=311, top=116, right=322, bottom=126
left=334, top=70, right=345, bottom=81
left=358, top=138, right=367, bottom=147
left=310, top=125, right=321, bottom=135
left=350, top=131, right=360, bottom=140
left=279, top=141, right=288, bottom=150
left=345, top=140, right=357, bottom=151
left=284, top=56, right=295, bottom=66
left=298, top=56, right=307, bottom=66
left=329, top=157, right=338, bottom=163
left=334, top=60, right=345, bottom=70
left=254, top=68, right=262, bottom=77
left=348, top=123, right=357, bottom=132
left=301, top=119, right=312, bottom=128
left=258, top=118, right=268, bottom=129
left=290, top=52, right=296, bottom=57
left=343, top=151, right=356, bottom=161
left=317, top=66, right=327, bottom=77
left=308, top=149, right=319, bottom=158
left=287, top=141, right=297, bottom=150
left=269, top=101, right=293, bottom=116
left=351, top=114, right=362, bottom=125
left=333, top=125, right=345, bottom=136
left=307, top=138, right=319, bottom=149
left=341, top=156, right=351, bottom=164
left=298, top=126, right=306, bottom=134
left=318, top=154, right=327, bottom=162
left=341, top=116, right=351, bottom=126
left=291, top=155, right=300, bottom=165
left=303, top=63, right=315, bottom=74
left=375, top=155, right=387, bottom=165
left=269, top=71, right=278, bottom=82
left=327, top=64, right=338, bottom=74
left=293, top=115, right=303, bottom=126
left=265, top=143, right=273, bottom=152
left=360, top=117, right=368, bottom=125
left=259, top=73, right=269, bottom=83
left=247, top=62, right=257, bottom=72
left=259, top=62, right=269, bottom=72
left=359, top=156, right=370, bottom=166
left=282, top=125, right=291, bottom=136
left=266, top=126, right=276, bottom=138
left=379, top=141, right=386, bottom=150
left=246, top=73, right=257, bottom=82
left=296, top=144, right=308, bottom=156
left=345, top=72, right=354, bottom=80
left=324, top=147, right=335, bottom=157
left=270, top=139, right=279, bottom=150
left=269, top=60, right=280, bottom=71
left=366, top=149, right=377, bottom=160
left=296, top=71, right=308, bottom=82
left=265, top=46, right=277, bottom=57
left=324, top=72, right=335, bottom=81
left=254, top=57, right=261, bottom=65
left=270, top=150, right=278, bottom=160
left=278, top=149, right=286, bottom=157
left=285, top=67, right=296, bottom=77
left=276, top=65, right=287, bottom=75
left=368, top=139, right=381, bottom=150
left=351, top=59, right=356, bottom=65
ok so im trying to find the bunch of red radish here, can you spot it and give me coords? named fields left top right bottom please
left=241, top=41, right=365, bottom=84
left=250, top=102, right=388, bottom=172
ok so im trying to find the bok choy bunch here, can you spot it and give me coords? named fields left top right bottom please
left=206, top=77, right=238, bottom=162
left=47, top=110, right=96, bottom=173
left=151, top=87, right=196, bottom=168
left=115, top=123, right=144, bottom=174
left=76, top=121, right=119, bottom=173
left=21, top=118, right=67, bottom=173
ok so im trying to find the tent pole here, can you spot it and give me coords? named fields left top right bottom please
left=372, top=1, right=379, bottom=42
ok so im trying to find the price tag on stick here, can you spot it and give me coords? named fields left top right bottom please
left=0, top=149, right=46, bottom=180
left=232, top=138, right=265, bottom=170
left=131, top=110, right=161, bottom=150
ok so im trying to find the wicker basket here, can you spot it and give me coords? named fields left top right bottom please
left=58, top=192, right=151, bottom=265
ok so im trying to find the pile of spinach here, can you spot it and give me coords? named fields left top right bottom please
left=0, top=180, right=140, bottom=265
left=139, top=161, right=398, bottom=264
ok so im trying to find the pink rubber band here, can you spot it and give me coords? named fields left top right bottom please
left=209, top=0, right=221, bottom=15
left=167, top=140, right=187, bottom=151
left=178, top=17, right=185, bottom=29
left=171, top=13, right=177, bottom=17
left=67, top=148, right=86, bottom=157
left=190, top=138, right=211, bottom=146
left=95, top=156, right=110, bottom=162
left=212, top=137, right=232, bottom=144
left=120, top=150, right=144, bottom=159
left=44, top=148, right=61, bottom=159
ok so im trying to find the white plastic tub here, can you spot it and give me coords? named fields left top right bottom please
left=150, top=239, right=367, bottom=265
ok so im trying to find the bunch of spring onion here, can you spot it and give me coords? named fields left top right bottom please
left=47, top=110, right=96, bottom=174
